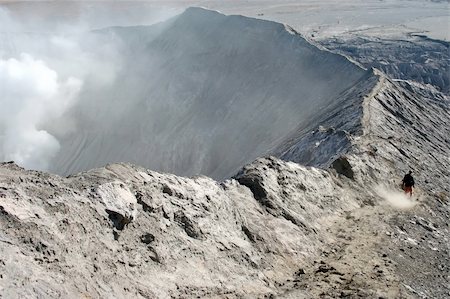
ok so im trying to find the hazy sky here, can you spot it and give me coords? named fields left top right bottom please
left=0, top=0, right=448, bottom=39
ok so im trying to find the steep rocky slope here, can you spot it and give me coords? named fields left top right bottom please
left=46, top=7, right=373, bottom=179
left=276, top=69, right=450, bottom=192
left=0, top=158, right=361, bottom=298
left=277, top=70, right=450, bottom=298
left=1, top=69, right=449, bottom=298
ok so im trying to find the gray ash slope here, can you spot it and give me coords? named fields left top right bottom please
left=49, top=7, right=371, bottom=180
left=1, top=7, right=450, bottom=299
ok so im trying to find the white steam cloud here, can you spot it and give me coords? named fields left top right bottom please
left=0, top=3, right=180, bottom=172
left=0, top=54, right=82, bottom=170
left=0, top=3, right=178, bottom=172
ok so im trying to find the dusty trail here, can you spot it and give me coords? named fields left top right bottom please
left=280, top=188, right=448, bottom=299
left=281, top=202, right=409, bottom=298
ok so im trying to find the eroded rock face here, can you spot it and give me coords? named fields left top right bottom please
left=97, top=181, right=138, bottom=230
left=1, top=148, right=449, bottom=298
left=1, top=153, right=376, bottom=298
left=331, top=156, right=354, bottom=180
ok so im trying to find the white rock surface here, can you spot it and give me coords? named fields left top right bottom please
left=0, top=158, right=354, bottom=298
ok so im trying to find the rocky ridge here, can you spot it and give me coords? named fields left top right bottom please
left=1, top=67, right=449, bottom=298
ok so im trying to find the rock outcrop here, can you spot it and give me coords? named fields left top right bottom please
left=0, top=158, right=357, bottom=298
left=1, top=99, right=449, bottom=297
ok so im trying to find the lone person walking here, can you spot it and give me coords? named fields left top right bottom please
left=402, top=170, right=415, bottom=197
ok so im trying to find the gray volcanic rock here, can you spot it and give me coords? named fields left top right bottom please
left=0, top=158, right=361, bottom=298
left=47, top=7, right=372, bottom=180
left=1, top=140, right=449, bottom=298
left=1, top=7, right=450, bottom=299
left=275, top=69, right=450, bottom=194
left=1, top=69, right=450, bottom=297
left=277, top=72, right=450, bottom=298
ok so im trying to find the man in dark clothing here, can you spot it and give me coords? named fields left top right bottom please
left=402, top=170, right=415, bottom=197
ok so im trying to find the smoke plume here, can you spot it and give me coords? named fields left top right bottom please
left=0, top=3, right=178, bottom=171
left=0, top=54, right=82, bottom=170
